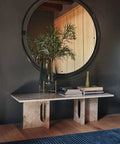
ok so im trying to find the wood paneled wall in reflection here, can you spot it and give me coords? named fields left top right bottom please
left=54, top=5, right=96, bottom=74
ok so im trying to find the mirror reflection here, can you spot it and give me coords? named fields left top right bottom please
left=27, top=1, right=96, bottom=74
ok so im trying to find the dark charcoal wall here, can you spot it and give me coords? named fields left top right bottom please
left=86, top=0, right=120, bottom=116
left=0, top=0, right=120, bottom=124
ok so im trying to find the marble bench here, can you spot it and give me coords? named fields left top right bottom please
left=11, top=93, right=114, bottom=129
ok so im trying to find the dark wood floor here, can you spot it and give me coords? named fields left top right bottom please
left=0, top=114, right=120, bottom=143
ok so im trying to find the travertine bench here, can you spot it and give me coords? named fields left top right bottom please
left=11, top=93, right=114, bottom=129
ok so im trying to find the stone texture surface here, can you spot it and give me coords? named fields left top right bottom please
left=11, top=93, right=114, bottom=103
left=74, top=99, right=85, bottom=125
left=23, top=101, right=50, bottom=129
left=11, top=93, right=114, bottom=129
left=85, top=98, right=98, bottom=122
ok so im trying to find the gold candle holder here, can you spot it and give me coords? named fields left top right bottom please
left=42, top=80, right=57, bottom=93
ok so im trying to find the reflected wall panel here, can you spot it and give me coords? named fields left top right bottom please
left=54, top=5, right=96, bottom=74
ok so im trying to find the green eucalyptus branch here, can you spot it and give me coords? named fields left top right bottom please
left=27, top=24, right=77, bottom=63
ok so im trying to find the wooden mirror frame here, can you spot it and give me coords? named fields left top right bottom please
left=22, top=0, right=101, bottom=79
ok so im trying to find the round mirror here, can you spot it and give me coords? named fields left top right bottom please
left=22, top=0, right=99, bottom=75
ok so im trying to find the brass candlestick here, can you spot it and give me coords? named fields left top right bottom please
left=85, top=71, right=90, bottom=87
left=42, top=80, right=57, bottom=93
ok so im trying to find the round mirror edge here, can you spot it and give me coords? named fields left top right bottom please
left=22, top=0, right=48, bottom=31
left=22, top=0, right=49, bottom=71
left=21, top=0, right=101, bottom=76
left=22, top=33, right=41, bottom=71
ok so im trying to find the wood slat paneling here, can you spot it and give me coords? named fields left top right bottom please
left=83, top=8, right=96, bottom=65
left=66, top=11, right=75, bottom=73
left=74, top=6, right=84, bottom=70
left=60, top=15, right=67, bottom=74
left=54, top=5, right=96, bottom=74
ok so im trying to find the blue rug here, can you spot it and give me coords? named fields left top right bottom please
left=1, top=128, right=120, bottom=144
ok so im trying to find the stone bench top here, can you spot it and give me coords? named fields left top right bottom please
left=11, top=93, right=114, bottom=103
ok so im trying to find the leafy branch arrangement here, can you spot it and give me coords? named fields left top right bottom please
left=27, top=24, right=77, bottom=63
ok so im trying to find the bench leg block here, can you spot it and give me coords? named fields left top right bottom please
left=74, top=99, right=85, bottom=125
left=23, top=101, right=50, bottom=129
left=85, top=98, right=98, bottom=122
